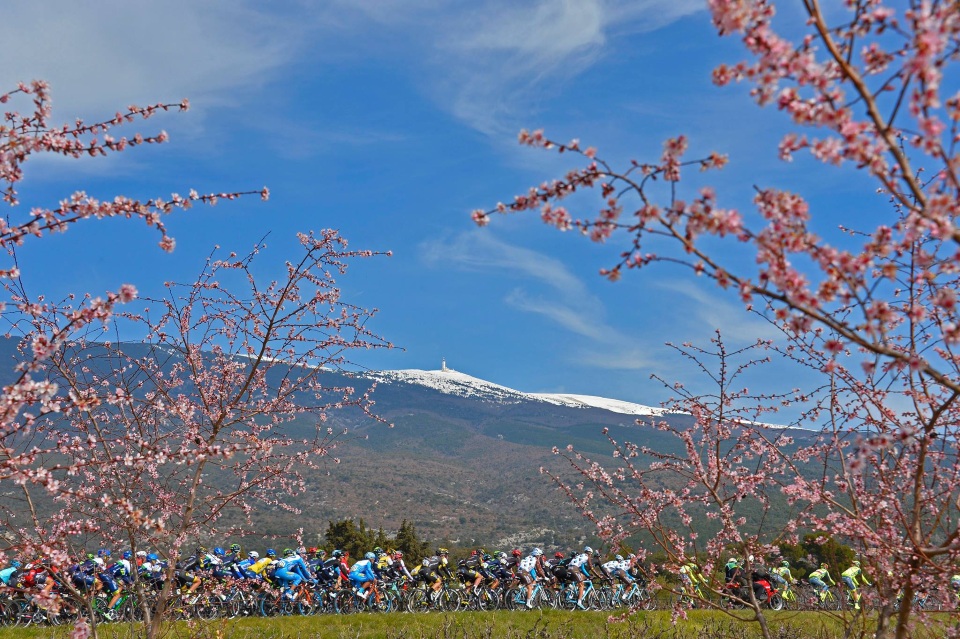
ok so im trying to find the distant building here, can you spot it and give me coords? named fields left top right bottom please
left=441, top=357, right=450, bottom=372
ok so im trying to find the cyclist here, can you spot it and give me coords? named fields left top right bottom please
left=318, top=551, right=343, bottom=587
left=723, top=557, right=745, bottom=603
left=231, top=551, right=259, bottom=580
left=548, top=552, right=572, bottom=589
left=679, top=561, right=706, bottom=599
left=627, top=553, right=651, bottom=587
left=374, top=547, right=393, bottom=578
left=391, top=551, right=413, bottom=580
left=486, top=551, right=513, bottom=589
left=248, top=549, right=277, bottom=579
left=337, top=551, right=352, bottom=587
left=70, top=556, right=99, bottom=594
left=772, top=560, right=794, bottom=592
left=221, top=544, right=243, bottom=577
left=103, top=551, right=134, bottom=618
left=568, top=546, right=595, bottom=610
left=841, top=560, right=872, bottom=610
left=808, top=563, right=836, bottom=602
left=416, top=557, right=444, bottom=598
left=503, top=549, right=522, bottom=575
left=518, top=548, right=546, bottom=608
left=274, top=549, right=313, bottom=600
left=348, top=552, right=378, bottom=601
left=0, top=560, right=22, bottom=586
left=458, top=550, right=488, bottom=591
left=174, top=547, right=205, bottom=594
left=140, top=553, right=165, bottom=590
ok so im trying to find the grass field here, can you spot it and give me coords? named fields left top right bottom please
left=0, top=610, right=957, bottom=639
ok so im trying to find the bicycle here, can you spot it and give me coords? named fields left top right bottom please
left=504, top=579, right=552, bottom=610
left=673, top=582, right=708, bottom=609
left=557, top=579, right=602, bottom=611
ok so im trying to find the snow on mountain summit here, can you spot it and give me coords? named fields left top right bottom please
left=365, top=364, right=669, bottom=417
left=527, top=392, right=668, bottom=416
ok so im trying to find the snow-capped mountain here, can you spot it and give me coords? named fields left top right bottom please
left=365, top=366, right=670, bottom=417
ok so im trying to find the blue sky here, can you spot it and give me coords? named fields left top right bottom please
left=2, top=0, right=881, bottom=409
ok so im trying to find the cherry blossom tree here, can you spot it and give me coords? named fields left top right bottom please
left=545, top=335, right=806, bottom=637
left=0, top=81, right=391, bottom=639
left=474, top=1, right=960, bottom=638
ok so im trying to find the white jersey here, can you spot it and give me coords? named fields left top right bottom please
left=603, top=560, right=621, bottom=573
left=519, top=556, right=537, bottom=572
left=569, top=553, right=589, bottom=568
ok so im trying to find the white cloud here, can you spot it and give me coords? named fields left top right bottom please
left=323, top=0, right=702, bottom=135
left=435, top=0, right=701, bottom=134
left=655, top=279, right=783, bottom=344
left=0, top=0, right=299, bottom=122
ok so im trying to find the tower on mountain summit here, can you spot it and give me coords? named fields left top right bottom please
left=441, top=358, right=449, bottom=372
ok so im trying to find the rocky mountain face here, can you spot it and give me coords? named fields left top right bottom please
left=0, top=340, right=803, bottom=550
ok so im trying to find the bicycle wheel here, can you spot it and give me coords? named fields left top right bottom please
left=0, top=599, right=20, bottom=627
left=769, top=594, right=784, bottom=611
left=257, top=593, right=274, bottom=617
left=823, top=590, right=842, bottom=611
left=407, top=589, right=429, bottom=613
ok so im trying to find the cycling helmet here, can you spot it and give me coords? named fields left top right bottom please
left=583, top=546, right=593, bottom=554
left=266, top=549, right=277, bottom=558
left=853, top=560, right=861, bottom=567
left=592, top=550, right=601, bottom=558
left=332, top=550, right=343, bottom=558
left=97, top=549, right=111, bottom=558
left=308, top=547, right=318, bottom=555
left=230, top=544, right=241, bottom=554
left=365, top=552, right=376, bottom=561
left=394, top=551, right=403, bottom=559
left=820, top=562, right=829, bottom=568
left=726, top=558, right=738, bottom=566
left=781, top=560, right=790, bottom=567
left=437, top=547, right=449, bottom=556
left=471, top=550, right=478, bottom=556
left=317, top=549, right=327, bottom=559
left=122, top=551, right=132, bottom=560
left=197, top=546, right=207, bottom=555
left=10, top=560, right=21, bottom=568
left=615, top=555, right=624, bottom=561
left=146, top=553, right=158, bottom=562
left=248, top=551, right=259, bottom=560
left=283, top=548, right=294, bottom=557
left=532, top=548, right=543, bottom=557
left=214, top=547, right=225, bottom=557
left=554, top=552, right=564, bottom=559
left=374, top=547, right=383, bottom=555
left=136, top=551, right=146, bottom=558
left=422, top=559, right=430, bottom=567
left=483, top=554, right=491, bottom=561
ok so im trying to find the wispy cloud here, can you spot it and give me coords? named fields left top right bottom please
left=323, top=0, right=702, bottom=135
left=655, top=280, right=782, bottom=344
left=421, top=230, right=657, bottom=370
left=0, top=0, right=300, bottom=121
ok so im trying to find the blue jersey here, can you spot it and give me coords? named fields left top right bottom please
left=349, top=559, right=376, bottom=582
left=0, top=567, right=17, bottom=585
